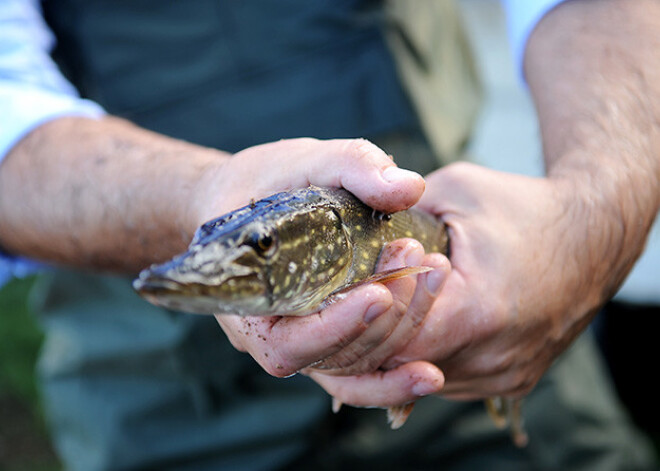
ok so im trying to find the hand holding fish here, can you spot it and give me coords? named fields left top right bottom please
left=189, top=137, right=449, bottom=379
left=303, top=162, right=621, bottom=446
left=396, top=163, right=602, bottom=400
left=190, top=137, right=426, bottom=231
left=306, top=238, right=449, bottom=376
left=302, top=237, right=450, bottom=409
left=309, top=163, right=613, bottom=408
left=136, top=159, right=548, bottom=442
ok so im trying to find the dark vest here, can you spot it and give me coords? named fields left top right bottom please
left=44, top=0, right=419, bottom=153
left=33, top=5, right=435, bottom=469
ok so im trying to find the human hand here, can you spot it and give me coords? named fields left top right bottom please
left=307, top=238, right=450, bottom=376
left=308, top=162, right=614, bottom=406
left=385, top=162, right=610, bottom=400
left=207, top=138, right=441, bottom=378
left=301, top=239, right=449, bottom=408
left=191, top=137, right=425, bottom=227
left=289, top=0, right=660, bottom=410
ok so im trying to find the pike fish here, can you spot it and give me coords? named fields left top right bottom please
left=133, top=185, right=527, bottom=446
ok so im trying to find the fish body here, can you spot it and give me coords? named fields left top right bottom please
left=134, top=186, right=448, bottom=316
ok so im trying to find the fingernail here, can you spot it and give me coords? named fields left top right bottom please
left=412, top=381, right=438, bottom=397
left=404, top=247, right=423, bottom=267
left=426, top=269, right=445, bottom=296
left=382, top=166, right=422, bottom=184
left=364, top=301, right=389, bottom=323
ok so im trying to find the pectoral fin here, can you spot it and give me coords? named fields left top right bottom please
left=330, top=266, right=433, bottom=298
left=366, top=266, right=433, bottom=283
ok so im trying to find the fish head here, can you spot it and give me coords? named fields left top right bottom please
left=134, top=224, right=275, bottom=315
left=133, top=189, right=352, bottom=316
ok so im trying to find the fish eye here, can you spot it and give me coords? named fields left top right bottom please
left=246, top=232, right=275, bottom=255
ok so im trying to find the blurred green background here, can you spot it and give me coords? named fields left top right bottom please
left=0, top=276, right=61, bottom=471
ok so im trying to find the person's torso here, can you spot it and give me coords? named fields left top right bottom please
left=43, top=0, right=420, bottom=152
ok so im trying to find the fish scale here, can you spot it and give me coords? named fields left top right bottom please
left=133, top=185, right=527, bottom=446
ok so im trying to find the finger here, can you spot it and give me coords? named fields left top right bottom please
left=215, top=282, right=393, bottom=377
left=246, top=138, right=426, bottom=212
left=320, top=249, right=451, bottom=375
left=310, top=239, right=424, bottom=372
left=440, top=368, right=540, bottom=399
left=374, top=251, right=451, bottom=371
left=305, top=361, right=445, bottom=408
left=215, top=314, right=249, bottom=352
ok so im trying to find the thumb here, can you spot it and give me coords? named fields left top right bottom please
left=241, top=138, right=426, bottom=213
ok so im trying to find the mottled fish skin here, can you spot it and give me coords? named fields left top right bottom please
left=133, top=186, right=447, bottom=316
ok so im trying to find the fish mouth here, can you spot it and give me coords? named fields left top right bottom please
left=132, top=272, right=222, bottom=315
left=133, top=267, right=269, bottom=316
left=132, top=266, right=187, bottom=295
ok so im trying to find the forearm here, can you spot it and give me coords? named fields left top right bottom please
left=525, top=0, right=660, bottom=303
left=0, top=116, right=229, bottom=272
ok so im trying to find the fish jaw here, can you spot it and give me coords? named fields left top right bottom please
left=133, top=187, right=356, bottom=316
left=132, top=249, right=272, bottom=315
left=133, top=221, right=279, bottom=316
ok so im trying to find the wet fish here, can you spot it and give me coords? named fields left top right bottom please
left=134, top=186, right=446, bottom=316
left=133, top=185, right=526, bottom=445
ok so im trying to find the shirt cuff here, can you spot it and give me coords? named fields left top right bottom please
left=0, top=82, right=105, bottom=161
left=0, top=256, right=44, bottom=288
left=501, top=0, right=569, bottom=76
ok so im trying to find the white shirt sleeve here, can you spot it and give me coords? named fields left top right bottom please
left=0, top=0, right=106, bottom=284
left=501, top=0, right=569, bottom=74
left=0, top=0, right=105, bottom=161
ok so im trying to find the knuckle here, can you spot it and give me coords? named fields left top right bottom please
left=390, top=296, right=411, bottom=321
left=442, top=161, right=479, bottom=182
left=331, top=384, right=356, bottom=405
left=315, top=349, right=363, bottom=371
left=323, top=356, right=381, bottom=376
left=447, top=161, right=476, bottom=173
left=509, top=380, right=535, bottom=397
left=263, top=363, right=296, bottom=378
left=260, top=352, right=297, bottom=378
left=231, top=340, right=248, bottom=353
left=345, top=137, right=374, bottom=155
left=289, top=136, right=319, bottom=149
left=516, top=382, right=536, bottom=397
left=505, top=372, right=534, bottom=396
left=491, top=352, right=516, bottom=374
left=343, top=138, right=384, bottom=166
left=469, top=352, right=513, bottom=378
left=318, top=315, right=361, bottom=351
left=479, top=302, right=515, bottom=340
left=520, top=370, right=543, bottom=395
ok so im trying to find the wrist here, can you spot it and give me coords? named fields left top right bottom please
left=183, top=151, right=233, bottom=234
left=546, top=161, right=654, bottom=311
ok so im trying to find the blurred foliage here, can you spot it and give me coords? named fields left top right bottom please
left=0, top=277, right=41, bottom=404
left=0, top=276, right=61, bottom=471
